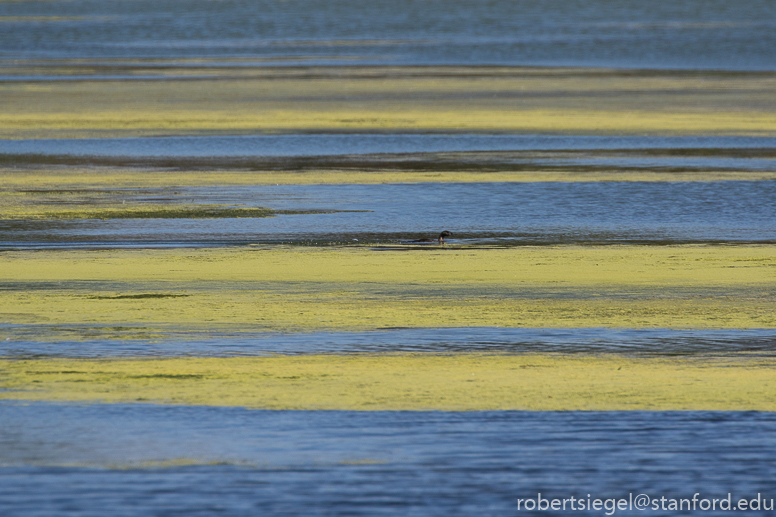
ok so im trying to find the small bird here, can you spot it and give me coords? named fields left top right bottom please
left=414, top=231, right=452, bottom=244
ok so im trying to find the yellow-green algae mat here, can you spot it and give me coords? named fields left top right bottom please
left=2, top=66, right=775, bottom=138
left=1, top=245, right=775, bottom=411
left=4, top=167, right=776, bottom=190
left=0, top=245, right=773, bottom=330
left=1, top=355, right=775, bottom=411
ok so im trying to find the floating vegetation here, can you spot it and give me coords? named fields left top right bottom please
left=89, top=293, right=190, bottom=300
left=129, top=374, right=206, bottom=380
left=0, top=204, right=367, bottom=221
left=1, top=246, right=774, bottom=332
left=36, top=207, right=274, bottom=220
left=2, top=354, right=776, bottom=411
left=3, top=147, right=775, bottom=173
left=1, top=66, right=775, bottom=139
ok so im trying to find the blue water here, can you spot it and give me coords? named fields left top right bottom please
left=3, top=135, right=775, bottom=158
left=3, top=180, right=774, bottom=248
left=1, top=402, right=775, bottom=516
left=3, top=135, right=774, bottom=248
left=1, top=0, right=775, bottom=70
left=3, top=327, right=776, bottom=358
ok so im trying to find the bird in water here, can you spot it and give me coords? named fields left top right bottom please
left=413, top=231, right=452, bottom=244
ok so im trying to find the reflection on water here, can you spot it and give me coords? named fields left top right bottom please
left=2, top=327, right=775, bottom=358
left=2, top=402, right=776, bottom=516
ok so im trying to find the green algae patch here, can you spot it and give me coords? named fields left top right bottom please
left=2, top=67, right=776, bottom=137
left=0, top=201, right=359, bottom=221
left=88, top=294, right=190, bottom=300
left=2, top=354, right=775, bottom=411
left=19, top=206, right=276, bottom=220
left=3, top=245, right=773, bottom=286
left=0, top=246, right=774, bottom=333
left=3, top=167, right=776, bottom=189
left=3, top=109, right=775, bottom=137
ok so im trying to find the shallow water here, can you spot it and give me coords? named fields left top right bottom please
left=3, top=135, right=776, bottom=159
left=4, top=180, right=774, bottom=248
left=2, top=0, right=775, bottom=71
left=2, top=327, right=775, bottom=358
left=4, top=134, right=774, bottom=248
left=3, top=135, right=775, bottom=174
left=1, top=402, right=775, bottom=516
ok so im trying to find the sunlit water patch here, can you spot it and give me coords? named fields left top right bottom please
left=1, top=402, right=775, bottom=516
left=2, top=327, right=775, bottom=358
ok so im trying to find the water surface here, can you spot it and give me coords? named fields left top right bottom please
left=4, top=180, right=774, bottom=248
left=2, top=327, right=775, bottom=358
left=2, top=0, right=775, bottom=71
left=3, top=135, right=775, bottom=159
left=1, top=402, right=775, bottom=516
